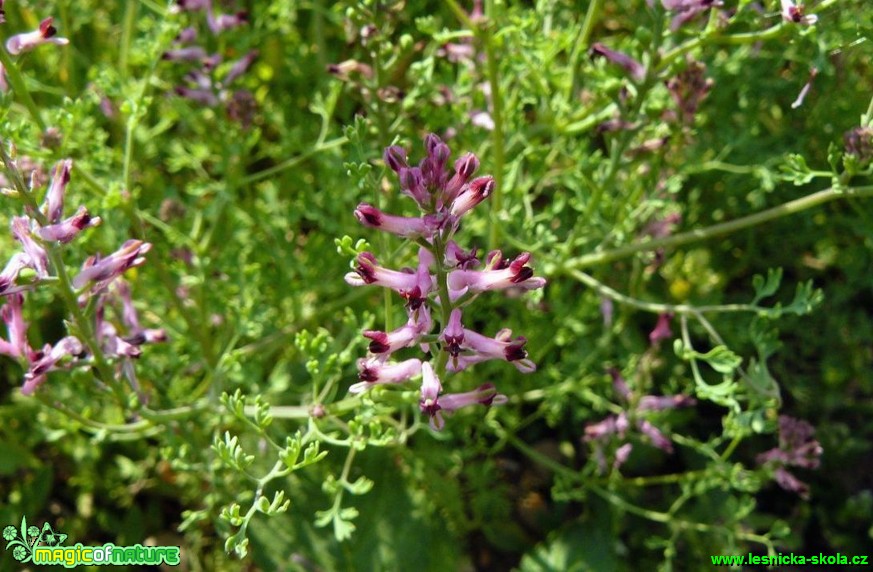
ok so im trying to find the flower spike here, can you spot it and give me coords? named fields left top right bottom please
left=346, top=134, right=544, bottom=429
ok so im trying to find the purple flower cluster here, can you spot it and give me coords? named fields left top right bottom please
left=757, top=415, right=822, bottom=499
left=584, top=368, right=696, bottom=472
left=164, top=1, right=257, bottom=127
left=0, top=157, right=164, bottom=394
left=345, top=134, right=546, bottom=430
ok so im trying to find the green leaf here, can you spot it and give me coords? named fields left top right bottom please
left=751, top=267, right=782, bottom=304
left=783, top=280, right=824, bottom=315
left=697, top=345, right=743, bottom=374
left=780, top=153, right=814, bottom=185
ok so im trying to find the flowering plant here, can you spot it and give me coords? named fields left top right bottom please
left=0, top=0, right=871, bottom=569
left=345, top=134, right=545, bottom=429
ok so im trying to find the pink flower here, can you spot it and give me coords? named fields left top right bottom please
left=21, top=336, right=83, bottom=395
left=455, top=328, right=536, bottom=373
left=72, top=240, right=152, bottom=292
left=398, top=166, right=429, bottom=208
left=590, top=43, right=645, bottom=83
left=223, top=50, right=258, bottom=85
left=0, top=294, right=31, bottom=359
left=11, top=217, right=49, bottom=279
left=36, top=206, right=101, bottom=243
left=447, top=250, right=546, bottom=299
left=114, top=279, right=168, bottom=345
left=0, top=253, right=30, bottom=295
left=661, top=0, right=722, bottom=31
left=444, top=240, right=479, bottom=269
left=6, top=18, right=69, bottom=55
left=363, top=316, right=426, bottom=355
left=649, top=313, right=673, bottom=345
left=346, top=252, right=422, bottom=290
left=349, top=357, right=422, bottom=394
left=207, top=9, right=248, bottom=34
left=44, top=160, right=72, bottom=224
left=440, top=308, right=465, bottom=358
left=757, top=415, right=822, bottom=499
left=781, top=0, right=818, bottom=25
left=418, top=362, right=444, bottom=427
left=584, top=368, right=696, bottom=470
left=162, top=46, right=210, bottom=62
left=441, top=153, right=479, bottom=206
left=420, top=372, right=507, bottom=431
left=449, top=176, right=495, bottom=218
left=420, top=134, right=450, bottom=192
left=638, top=394, right=696, bottom=411
left=174, top=0, right=212, bottom=11
left=383, top=146, right=408, bottom=173
left=345, top=250, right=436, bottom=310
left=354, top=203, right=438, bottom=238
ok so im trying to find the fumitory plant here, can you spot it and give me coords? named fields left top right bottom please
left=0, top=0, right=872, bottom=570
left=344, top=133, right=545, bottom=429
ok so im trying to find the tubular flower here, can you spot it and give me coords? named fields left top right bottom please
left=21, top=336, right=83, bottom=395
left=590, top=43, right=646, bottom=83
left=446, top=328, right=536, bottom=373
left=0, top=294, right=31, bottom=359
left=350, top=358, right=423, bottom=394
left=781, top=0, right=818, bottom=25
left=73, top=240, right=152, bottom=292
left=346, top=134, right=545, bottom=429
left=364, top=318, right=425, bottom=356
left=422, top=380, right=508, bottom=431
left=44, top=160, right=72, bottom=224
left=354, top=203, right=439, bottom=238
left=11, top=217, right=49, bottom=278
left=449, top=176, right=495, bottom=218
left=0, top=253, right=30, bottom=295
left=440, top=308, right=465, bottom=359
left=6, top=18, right=69, bottom=55
left=447, top=251, right=546, bottom=299
left=36, top=206, right=102, bottom=243
left=345, top=252, right=422, bottom=291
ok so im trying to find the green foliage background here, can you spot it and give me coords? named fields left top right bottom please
left=0, top=0, right=871, bottom=570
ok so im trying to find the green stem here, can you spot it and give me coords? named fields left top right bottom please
left=118, top=0, right=138, bottom=81
left=567, top=0, right=604, bottom=102
left=444, top=0, right=506, bottom=250
left=369, top=66, right=394, bottom=331
left=568, top=269, right=762, bottom=315
left=563, top=185, right=873, bottom=270
left=863, top=91, right=873, bottom=127
left=658, top=0, right=837, bottom=70
left=36, top=394, right=150, bottom=433
left=482, top=2, right=507, bottom=250
left=0, top=47, right=47, bottom=131
left=431, top=232, right=453, bottom=378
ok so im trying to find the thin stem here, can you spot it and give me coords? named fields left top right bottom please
left=863, top=91, right=873, bottom=127
left=0, top=48, right=47, bottom=131
left=118, top=0, right=138, bottom=80
left=569, top=269, right=762, bottom=315
left=240, top=137, right=349, bottom=187
left=565, top=0, right=604, bottom=102
left=563, top=185, right=873, bottom=270
left=36, top=394, right=150, bottom=433
left=431, top=232, right=453, bottom=378
left=482, top=4, right=507, bottom=250
left=658, top=0, right=838, bottom=70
